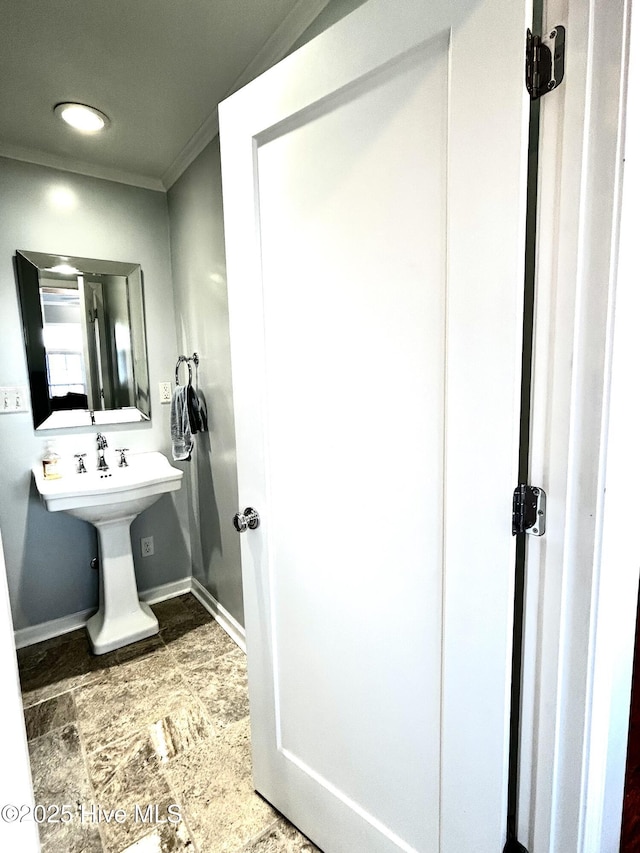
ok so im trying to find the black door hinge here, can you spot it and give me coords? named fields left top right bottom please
left=512, top=484, right=546, bottom=536
left=526, top=25, right=566, bottom=100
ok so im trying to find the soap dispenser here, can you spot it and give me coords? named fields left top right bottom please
left=42, top=441, right=62, bottom=480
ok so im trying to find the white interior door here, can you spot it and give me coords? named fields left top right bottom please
left=220, top=0, right=531, bottom=850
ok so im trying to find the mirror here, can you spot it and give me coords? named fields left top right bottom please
left=15, top=250, right=151, bottom=430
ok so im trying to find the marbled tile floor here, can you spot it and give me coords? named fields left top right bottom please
left=17, top=593, right=320, bottom=853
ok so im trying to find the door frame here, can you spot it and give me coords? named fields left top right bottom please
left=0, top=528, right=39, bottom=851
left=519, top=0, right=634, bottom=848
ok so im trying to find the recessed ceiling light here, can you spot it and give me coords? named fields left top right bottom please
left=54, top=102, right=110, bottom=133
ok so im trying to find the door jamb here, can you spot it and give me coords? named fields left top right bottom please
left=578, top=1, right=638, bottom=847
left=519, top=0, right=633, bottom=848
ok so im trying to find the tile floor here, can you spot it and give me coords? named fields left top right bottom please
left=17, top=593, right=320, bottom=853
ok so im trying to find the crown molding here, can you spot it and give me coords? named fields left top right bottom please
left=0, top=142, right=165, bottom=191
left=161, top=0, right=331, bottom=190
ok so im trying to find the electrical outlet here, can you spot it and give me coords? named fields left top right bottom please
left=159, top=382, right=172, bottom=404
left=141, top=536, right=154, bottom=557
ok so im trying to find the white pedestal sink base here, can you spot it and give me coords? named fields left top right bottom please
left=88, top=514, right=159, bottom=655
left=87, top=601, right=158, bottom=655
left=32, top=451, right=183, bottom=656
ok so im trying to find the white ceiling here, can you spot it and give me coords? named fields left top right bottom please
left=0, top=0, right=329, bottom=190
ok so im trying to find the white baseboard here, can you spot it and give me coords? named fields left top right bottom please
left=139, top=577, right=192, bottom=605
left=190, top=578, right=246, bottom=652
left=12, top=576, right=246, bottom=653
left=14, top=608, right=96, bottom=650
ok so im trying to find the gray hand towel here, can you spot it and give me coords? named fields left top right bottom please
left=170, top=386, right=193, bottom=461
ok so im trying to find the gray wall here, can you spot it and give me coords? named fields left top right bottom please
left=167, top=138, right=243, bottom=625
left=0, top=157, right=190, bottom=631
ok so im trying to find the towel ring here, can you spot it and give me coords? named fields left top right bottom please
left=175, top=352, right=199, bottom=386
left=175, top=358, right=192, bottom=386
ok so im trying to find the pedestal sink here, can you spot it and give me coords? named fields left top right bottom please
left=33, top=451, right=183, bottom=654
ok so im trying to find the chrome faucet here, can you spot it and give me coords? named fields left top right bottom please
left=96, top=432, right=109, bottom=471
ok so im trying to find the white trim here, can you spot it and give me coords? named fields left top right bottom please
left=13, top=607, right=96, bottom=650
left=519, top=0, right=632, bottom=849
left=190, top=578, right=246, bottom=652
left=138, top=576, right=192, bottom=605
left=0, top=530, right=40, bottom=851
left=0, top=144, right=165, bottom=191
left=160, top=0, right=331, bottom=189
left=13, top=577, right=191, bottom=649
left=580, top=0, right=637, bottom=848
left=161, top=114, right=221, bottom=193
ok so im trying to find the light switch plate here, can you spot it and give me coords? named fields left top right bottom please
left=0, top=386, right=29, bottom=413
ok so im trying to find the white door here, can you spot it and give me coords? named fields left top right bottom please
left=219, top=0, right=530, bottom=850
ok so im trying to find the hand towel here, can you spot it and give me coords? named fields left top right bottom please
left=187, top=384, right=208, bottom=433
left=170, top=386, right=193, bottom=461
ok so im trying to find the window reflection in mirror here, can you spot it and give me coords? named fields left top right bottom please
left=15, top=251, right=151, bottom=430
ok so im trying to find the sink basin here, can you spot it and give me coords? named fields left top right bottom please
left=33, top=450, right=183, bottom=655
left=33, top=450, right=182, bottom=521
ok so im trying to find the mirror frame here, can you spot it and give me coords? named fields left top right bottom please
left=15, top=250, right=151, bottom=430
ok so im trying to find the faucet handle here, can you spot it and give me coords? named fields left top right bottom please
left=74, top=453, right=87, bottom=474
left=115, top=448, right=129, bottom=467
